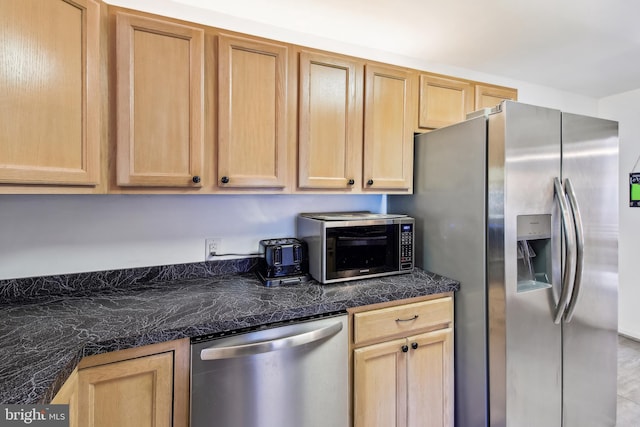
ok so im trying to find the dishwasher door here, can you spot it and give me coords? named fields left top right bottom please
left=190, top=314, right=348, bottom=427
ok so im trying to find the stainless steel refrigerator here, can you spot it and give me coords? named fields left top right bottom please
left=389, top=101, right=618, bottom=427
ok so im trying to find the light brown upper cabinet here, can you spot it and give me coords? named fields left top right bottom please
left=115, top=13, right=204, bottom=188
left=217, top=35, right=288, bottom=189
left=0, top=0, right=100, bottom=190
left=363, top=65, right=415, bottom=192
left=298, top=51, right=363, bottom=190
left=418, top=74, right=474, bottom=130
left=474, top=83, right=518, bottom=110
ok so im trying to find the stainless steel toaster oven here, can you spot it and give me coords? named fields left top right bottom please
left=296, top=212, right=414, bottom=284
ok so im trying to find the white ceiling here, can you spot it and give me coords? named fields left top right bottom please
left=170, top=0, right=640, bottom=98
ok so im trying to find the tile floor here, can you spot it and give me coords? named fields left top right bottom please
left=618, top=335, right=640, bottom=425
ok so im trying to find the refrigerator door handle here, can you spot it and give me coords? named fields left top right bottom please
left=553, top=177, right=577, bottom=324
left=563, top=178, right=585, bottom=323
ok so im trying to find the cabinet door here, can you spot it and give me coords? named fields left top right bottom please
left=406, top=328, right=454, bottom=427
left=418, top=74, right=473, bottom=130
left=52, top=369, right=79, bottom=427
left=116, top=13, right=204, bottom=187
left=298, top=51, right=362, bottom=190
left=353, top=337, right=408, bottom=427
left=78, top=352, right=174, bottom=427
left=0, top=0, right=100, bottom=187
left=217, top=35, right=288, bottom=189
left=474, top=83, right=517, bottom=109
left=363, top=65, right=414, bottom=192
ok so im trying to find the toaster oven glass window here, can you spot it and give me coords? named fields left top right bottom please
left=326, top=225, right=398, bottom=279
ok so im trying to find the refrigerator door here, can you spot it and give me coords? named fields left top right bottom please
left=488, top=101, right=563, bottom=427
left=561, top=113, right=618, bottom=427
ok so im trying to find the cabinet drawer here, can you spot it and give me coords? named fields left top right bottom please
left=353, top=297, right=452, bottom=346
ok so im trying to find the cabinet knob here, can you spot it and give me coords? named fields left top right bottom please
left=401, top=345, right=409, bottom=353
left=411, top=342, right=418, bottom=350
left=192, top=175, right=201, bottom=184
left=347, top=179, right=355, bottom=186
left=220, top=176, right=229, bottom=184
left=367, top=179, right=374, bottom=186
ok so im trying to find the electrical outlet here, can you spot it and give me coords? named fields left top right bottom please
left=205, top=238, right=222, bottom=260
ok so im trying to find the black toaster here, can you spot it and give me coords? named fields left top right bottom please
left=257, top=238, right=310, bottom=286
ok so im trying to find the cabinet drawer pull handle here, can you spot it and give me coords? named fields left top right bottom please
left=395, top=315, right=419, bottom=322
left=401, top=345, right=409, bottom=353
left=411, top=342, right=418, bottom=350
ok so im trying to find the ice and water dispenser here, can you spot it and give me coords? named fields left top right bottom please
left=516, top=214, right=552, bottom=292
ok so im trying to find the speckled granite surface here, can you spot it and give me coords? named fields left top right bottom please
left=0, top=258, right=259, bottom=305
left=0, top=260, right=458, bottom=404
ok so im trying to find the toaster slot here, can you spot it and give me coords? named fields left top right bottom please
left=293, top=244, right=302, bottom=264
left=273, top=246, right=282, bottom=265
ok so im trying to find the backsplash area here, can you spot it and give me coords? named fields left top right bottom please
left=0, top=194, right=385, bottom=280
left=0, top=258, right=258, bottom=305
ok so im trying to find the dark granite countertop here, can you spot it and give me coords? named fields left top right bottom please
left=0, top=261, right=458, bottom=405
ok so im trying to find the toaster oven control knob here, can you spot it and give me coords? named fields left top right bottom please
left=348, top=179, right=355, bottom=186
left=367, top=179, right=374, bottom=186
left=220, top=176, right=229, bottom=184
left=401, top=345, right=409, bottom=353
left=192, top=175, right=201, bottom=184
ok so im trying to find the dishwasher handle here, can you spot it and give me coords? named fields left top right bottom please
left=200, top=320, right=343, bottom=360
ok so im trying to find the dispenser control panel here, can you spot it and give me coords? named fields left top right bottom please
left=517, top=214, right=551, bottom=240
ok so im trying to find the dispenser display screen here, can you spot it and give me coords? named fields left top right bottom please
left=631, top=173, right=640, bottom=207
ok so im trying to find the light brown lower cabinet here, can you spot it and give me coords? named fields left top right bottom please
left=52, top=339, right=189, bottom=427
left=351, top=295, right=454, bottom=427
left=51, top=368, right=79, bottom=427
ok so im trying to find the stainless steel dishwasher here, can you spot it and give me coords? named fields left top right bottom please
left=190, top=313, right=348, bottom=427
